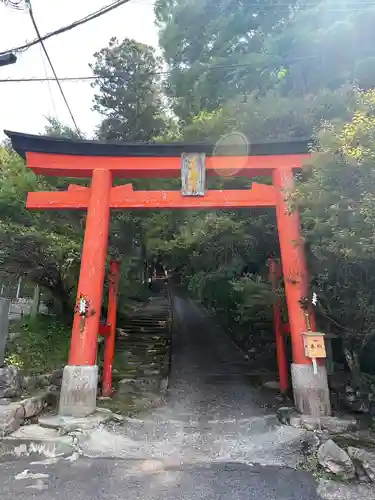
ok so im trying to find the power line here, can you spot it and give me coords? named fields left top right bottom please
left=39, top=44, right=57, bottom=118
left=0, top=0, right=132, bottom=56
left=2, top=0, right=27, bottom=9
left=0, top=55, right=322, bottom=84
left=28, top=1, right=82, bottom=137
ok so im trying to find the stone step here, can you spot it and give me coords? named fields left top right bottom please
left=115, top=350, right=167, bottom=356
left=116, top=339, right=168, bottom=346
left=116, top=338, right=168, bottom=345
left=117, top=376, right=165, bottom=395
left=129, top=314, right=169, bottom=319
left=122, top=318, right=169, bottom=324
left=116, top=340, right=169, bottom=346
left=127, top=322, right=169, bottom=325
left=115, top=353, right=168, bottom=362
left=117, top=331, right=169, bottom=338
left=115, top=350, right=167, bottom=357
left=117, top=334, right=169, bottom=340
left=116, top=332, right=169, bottom=338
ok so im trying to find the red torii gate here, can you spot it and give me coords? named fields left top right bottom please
left=5, top=131, right=331, bottom=418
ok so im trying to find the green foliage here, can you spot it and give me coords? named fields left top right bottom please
left=156, top=0, right=375, bottom=120
left=0, top=146, right=82, bottom=314
left=180, top=86, right=356, bottom=142
left=90, top=37, right=167, bottom=141
left=6, top=316, right=71, bottom=374
left=152, top=210, right=277, bottom=345
left=297, top=89, right=375, bottom=374
left=44, top=117, right=85, bottom=140
left=267, top=0, right=375, bottom=96
left=155, top=0, right=309, bottom=120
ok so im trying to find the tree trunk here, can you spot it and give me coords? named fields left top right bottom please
left=39, top=275, right=73, bottom=321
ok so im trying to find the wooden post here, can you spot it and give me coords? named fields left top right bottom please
left=268, top=257, right=289, bottom=394
left=102, top=260, right=120, bottom=397
left=273, top=167, right=331, bottom=415
left=16, top=276, right=22, bottom=300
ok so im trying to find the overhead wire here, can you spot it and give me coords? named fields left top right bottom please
left=2, top=0, right=26, bottom=9
left=0, top=0, right=132, bottom=56
left=27, top=1, right=82, bottom=137
left=39, top=44, right=57, bottom=118
left=0, top=54, right=323, bottom=84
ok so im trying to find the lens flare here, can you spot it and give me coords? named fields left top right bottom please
left=212, top=132, right=249, bottom=178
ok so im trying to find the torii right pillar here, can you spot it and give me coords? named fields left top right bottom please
left=273, top=167, right=331, bottom=416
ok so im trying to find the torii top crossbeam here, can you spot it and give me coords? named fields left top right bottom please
left=5, top=130, right=311, bottom=179
left=5, top=131, right=311, bottom=209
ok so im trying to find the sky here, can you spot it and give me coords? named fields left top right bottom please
left=0, top=0, right=158, bottom=139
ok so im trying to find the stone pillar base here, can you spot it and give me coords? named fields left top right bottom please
left=291, top=363, right=331, bottom=417
left=59, top=365, right=98, bottom=417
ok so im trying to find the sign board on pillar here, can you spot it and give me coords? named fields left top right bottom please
left=303, top=332, right=327, bottom=359
left=181, top=153, right=206, bottom=196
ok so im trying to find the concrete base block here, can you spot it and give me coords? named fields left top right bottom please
left=291, top=363, right=331, bottom=417
left=59, top=365, right=98, bottom=417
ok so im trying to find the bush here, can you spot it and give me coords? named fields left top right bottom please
left=6, top=315, right=71, bottom=375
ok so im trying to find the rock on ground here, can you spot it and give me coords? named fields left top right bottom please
left=0, top=366, right=21, bottom=399
left=317, top=439, right=356, bottom=479
left=21, top=394, right=48, bottom=418
left=0, top=393, right=51, bottom=437
left=347, top=446, right=375, bottom=483
left=0, top=402, right=24, bottom=436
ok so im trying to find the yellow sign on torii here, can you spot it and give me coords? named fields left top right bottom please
left=181, top=152, right=206, bottom=196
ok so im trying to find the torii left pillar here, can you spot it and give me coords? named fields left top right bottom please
left=59, top=169, right=112, bottom=417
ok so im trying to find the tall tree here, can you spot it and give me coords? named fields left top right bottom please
left=267, top=0, right=375, bottom=96
left=155, top=0, right=317, bottom=121
left=90, top=37, right=167, bottom=142
left=44, top=116, right=85, bottom=140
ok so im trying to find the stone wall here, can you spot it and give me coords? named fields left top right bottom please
left=8, top=298, right=48, bottom=321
